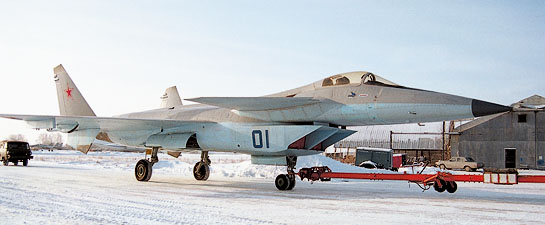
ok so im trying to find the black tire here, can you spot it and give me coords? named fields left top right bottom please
left=23, top=159, right=28, bottom=166
left=275, top=174, right=291, bottom=191
left=446, top=181, right=458, bottom=193
left=13, top=161, right=18, bottom=166
left=286, top=175, right=296, bottom=190
left=135, top=159, right=152, bottom=182
left=193, top=162, right=210, bottom=181
left=439, top=164, right=446, bottom=170
left=433, top=179, right=447, bottom=193
left=464, top=166, right=472, bottom=172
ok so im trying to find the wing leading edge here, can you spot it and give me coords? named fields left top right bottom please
left=186, top=97, right=320, bottom=111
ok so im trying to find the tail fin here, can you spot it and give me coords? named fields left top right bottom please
left=160, top=86, right=183, bottom=108
left=53, top=64, right=96, bottom=116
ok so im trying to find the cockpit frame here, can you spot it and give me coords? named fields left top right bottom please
left=320, top=72, right=399, bottom=88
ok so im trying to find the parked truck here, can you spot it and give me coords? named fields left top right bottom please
left=355, top=147, right=392, bottom=170
left=435, top=157, right=484, bottom=172
left=0, top=141, right=33, bottom=166
left=355, top=148, right=408, bottom=171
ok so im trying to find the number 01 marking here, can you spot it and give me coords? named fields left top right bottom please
left=252, top=130, right=270, bottom=148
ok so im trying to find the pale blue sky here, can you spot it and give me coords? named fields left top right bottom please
left=0, top=0, right=544, bottom=142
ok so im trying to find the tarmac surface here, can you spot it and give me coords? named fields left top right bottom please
left=1, top=152, right=545, bottom=224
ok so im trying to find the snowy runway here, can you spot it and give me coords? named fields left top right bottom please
left=1, top=151, right=545, bottom=224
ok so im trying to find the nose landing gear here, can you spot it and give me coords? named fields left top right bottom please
left=275, top=156, right=297, bottom=191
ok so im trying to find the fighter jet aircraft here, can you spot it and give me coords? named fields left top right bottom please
left=0, top=65, right=511, bottom=190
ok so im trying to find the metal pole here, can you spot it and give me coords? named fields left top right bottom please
left=389, top=131, right=393, bottom=150
left=535, top=111, right=538, bottom=169
left=442, top=121, right=446, bottom=160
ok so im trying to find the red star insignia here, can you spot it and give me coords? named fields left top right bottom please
left=65, top=86, right=73, bottom=98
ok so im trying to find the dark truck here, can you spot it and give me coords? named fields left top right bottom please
left=0, top=141, right=33, bottom=166
left=355, top=147, right=393, bottom=170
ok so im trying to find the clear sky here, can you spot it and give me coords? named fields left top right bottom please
left=0, top=0, right=544, bottom=143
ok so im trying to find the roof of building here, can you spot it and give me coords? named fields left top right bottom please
left=511, top=95, right=545, bottom=110
left=454, top=112, right=507, bottom=132
left=455, top=95, right=544, bottom=132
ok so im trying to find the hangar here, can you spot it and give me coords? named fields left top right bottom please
left=451, top=95, right=545, bottom=169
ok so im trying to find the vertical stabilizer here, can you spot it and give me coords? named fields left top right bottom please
left=54, top=64, right=96, bottom=116
left=160, top=86, right=183, bottom=108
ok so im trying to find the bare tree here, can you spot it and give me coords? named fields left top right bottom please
left=37, top=133, right=64, bottom=146
left=8, top=134, right=28, bottom=142
left=52, top=133, right=63, bottom=145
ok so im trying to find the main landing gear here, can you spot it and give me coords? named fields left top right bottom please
left=135, top=148, right=212, bottom=182
left=275, top=156, right=297, bottom=191
left=193, top=151, right=211, bottom=181
left=135, top=147, right=159, bottom=182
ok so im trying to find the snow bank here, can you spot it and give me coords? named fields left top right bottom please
left=31, top=150, right=395, bottom=179
left=399, top=166, right=442, bottom=174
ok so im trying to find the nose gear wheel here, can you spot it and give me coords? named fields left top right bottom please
left=276, top=156, right=297, bottom=191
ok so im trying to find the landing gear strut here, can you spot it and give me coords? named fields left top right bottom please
left=275, top=156, right=297, bottom=191
left=193, top=151, right=211, bottom=181
left=135, top=147, right=159, bottom=182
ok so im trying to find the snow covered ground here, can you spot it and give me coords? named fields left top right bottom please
left=1, top=150, right=545, bottom=224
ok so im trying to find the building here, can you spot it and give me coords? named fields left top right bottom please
left=451, top=95, right=545, bottom=169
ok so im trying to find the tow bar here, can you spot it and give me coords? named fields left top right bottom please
left=297, top=166, right=545, bottom=193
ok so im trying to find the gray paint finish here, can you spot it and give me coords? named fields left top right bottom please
left=1, top=66, right=512, bottom=162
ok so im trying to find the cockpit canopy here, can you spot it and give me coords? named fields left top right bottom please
left=320, top=71, right=399, bottom=87
left=267, top=71, right=402, bottom=98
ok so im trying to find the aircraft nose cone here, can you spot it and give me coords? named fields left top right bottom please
left=471, top=99, right=512, bottom=117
